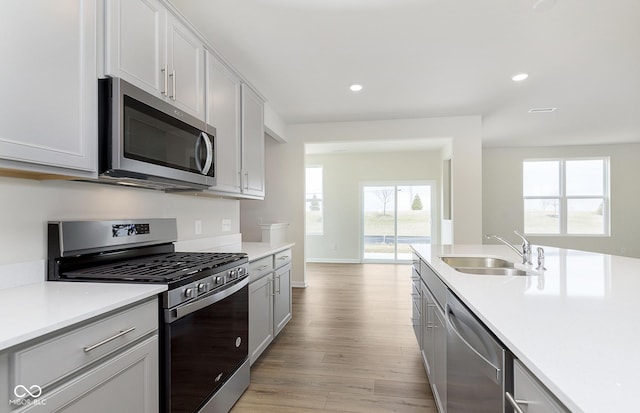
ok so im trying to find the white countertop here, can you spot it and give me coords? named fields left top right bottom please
left=0, top=282, right=166, bottom=352
left=240, top=242, right=294, bottom=262
left=412, top=244, right=640, bottom=413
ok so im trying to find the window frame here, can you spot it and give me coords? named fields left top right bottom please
left=523, top=157, right=610, bottom=237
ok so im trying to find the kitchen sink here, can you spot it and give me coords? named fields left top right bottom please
left=440, top=255, right=535, bottom=276
left=440, top=256, right=515, bottom=268
left=452, top=267, right=533, bottom=276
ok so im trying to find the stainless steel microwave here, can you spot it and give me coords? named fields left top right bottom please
left=98, top=78, right=216, bottom=190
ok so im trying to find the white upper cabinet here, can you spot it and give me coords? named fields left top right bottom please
left=166, top=14, right=205, bottom=119
left=104, top=0, right=165, bottom=96
left=206, top=57, right=265, bottom=199
left=206, top=51, right=242, bottom=193
left=241, top=84, right=265, bottom=198
left=105, top=0, right=205, bottom=120
left=0, top=0, right=97, bottom=177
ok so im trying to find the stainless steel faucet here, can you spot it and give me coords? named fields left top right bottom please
left=485, top=230, right=533, bottom=265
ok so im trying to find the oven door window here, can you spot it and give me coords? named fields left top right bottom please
left=166, top=285, right=248, bottom=413
left=123, top=96, right=214, bottom=177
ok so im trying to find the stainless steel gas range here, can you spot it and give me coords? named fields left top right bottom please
left=47, top=219, right=249, bottom=413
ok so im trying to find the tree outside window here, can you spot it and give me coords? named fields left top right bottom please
left=305, top=166, right=323, bottom=235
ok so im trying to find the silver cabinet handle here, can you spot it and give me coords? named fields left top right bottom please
left=270, top=278, right=276, bottom=297
left=257, top=265, right=269, bottom=271
left=169, top=70, right=176, bottom=100
left=505, top=392, right=527, bottom=413
left=84, top=327, right=136, bottom=353
left=244, top=172, right=249, bottom=190
left=161, top=66, right=168, bottom=96
left=276, top=274, right=281, bottom=294
left=278, top=256, right=289, bottom=261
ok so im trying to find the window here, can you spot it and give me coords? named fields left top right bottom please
left=523, top=158, right=609, bottom=235
left=305, top=166, right=323, bottom=235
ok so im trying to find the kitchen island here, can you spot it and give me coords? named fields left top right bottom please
left=412, top=243, right=640, bottom=413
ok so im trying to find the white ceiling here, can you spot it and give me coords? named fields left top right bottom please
left=171, top=0, right=640, bottom=147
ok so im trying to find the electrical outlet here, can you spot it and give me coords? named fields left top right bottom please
left=195, top=220, right=202, bottom=235
left=221, top=219, right=231, bottom=232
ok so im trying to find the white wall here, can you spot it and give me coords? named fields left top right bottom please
left=305, top=150, right=442, bottom=262
left=0, top=176, right=239, bottom=265
left=240, top=116, right=483, bottom=286
left=483, top=143, right=640, bottom=258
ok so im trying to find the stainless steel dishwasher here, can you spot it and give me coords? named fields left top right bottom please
left=446, top=290, right=512, bottom=413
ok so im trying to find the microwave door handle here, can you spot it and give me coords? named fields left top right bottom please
left=194, top=133, right=204, bottom=173
left=201, top=132, right=213, bottom=175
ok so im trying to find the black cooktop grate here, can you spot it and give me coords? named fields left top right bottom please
left=63, top=252, right=246, bottom=282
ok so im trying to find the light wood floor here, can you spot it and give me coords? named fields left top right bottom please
left=231, top=263, right=437, bottom=413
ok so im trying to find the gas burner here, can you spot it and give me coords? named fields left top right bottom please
left=62, top=252, right=247, bottom=283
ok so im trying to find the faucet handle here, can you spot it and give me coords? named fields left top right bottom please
left=513, top=230, right=529, bottom=245
left=536, top=247, right=546, bottom=271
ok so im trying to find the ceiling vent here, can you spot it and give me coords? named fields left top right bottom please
left=528, top=107, right=557, bottom=113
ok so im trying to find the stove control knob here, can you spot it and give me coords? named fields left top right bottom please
left=238, top=267, right=246, bottom=277
left=215, top=276, right=223, bottom=285
left=184, top=288, right=195, bottom=299
left=228, top=269, right=237, bottom=279
left=197, top=283, right=210, bottom=293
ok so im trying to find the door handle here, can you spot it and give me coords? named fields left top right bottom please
left=446, top=304, right=502, bottom=383
left=194, top=132, right=213, bottom=175
left=84, top=327, right=136, bottom=353
left=161, top=66, right=168, bottom=96
left=169, top=70, right=176, bottom=100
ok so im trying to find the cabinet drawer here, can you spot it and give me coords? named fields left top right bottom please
left=512, top=360, right=569, bottom=413
left=12, top=299, right=158, bottom=391
left=421, top=261, right=447, bottom=310
left=274, top=249, right=292, bottom=268
left=250, top=256, right=274, bottom=282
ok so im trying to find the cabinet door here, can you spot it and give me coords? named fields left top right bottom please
left=105, top=0, right=166, bottom=97
left=0, top=353, right=7, bottom=413
left=241, top=84, right=265, bottom=198
left=206, top=52, right=242, bottom=193
left=14, top=336, right=158, bottom=413
left=273, top=264, right=292, bottom=336
left=0, top=0, right=97, bottom=176
left=166, top=14, right=205, bottom=120
left=433, top=307, right=447, bottom=413
left=511, top=360, right=569, bottom=413
left=249, top=274, right=274, bottom=365
left=421, top=282, right=435, bottom=377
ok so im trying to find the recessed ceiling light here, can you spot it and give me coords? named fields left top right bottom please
left=529, top=107, right=557, bottom=113
left=349, top=84, right=363, bottom=92
left=512, top=73, right=529, bottom=82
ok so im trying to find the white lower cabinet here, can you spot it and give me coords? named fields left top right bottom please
left=273, top=264, right=292, bottom=336
left=14, top=336, right=158, bottom=413
left=421, top=281, right=446, bottom=412
left=0, top=353, right=8, bottom=413
left=1, top=299, right=159, bottom=413
left=249, top=272, right=274, bottom=364
left=509, top=360, right=569, bottom=413
left=248, top=248, right=292, bottom=364
left=432, top=305, right=447, bottom=413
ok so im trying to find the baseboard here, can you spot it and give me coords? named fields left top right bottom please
left=305, top=258, right=361, bottom=264
left=292, top=281, right=309, bottom=288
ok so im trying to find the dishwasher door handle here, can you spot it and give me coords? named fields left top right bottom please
left=446, top=304, right=502, bottom=383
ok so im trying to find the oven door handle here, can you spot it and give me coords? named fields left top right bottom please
left=167, top=277, right=248, bottom=323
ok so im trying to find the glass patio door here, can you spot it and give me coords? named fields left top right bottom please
left=362, top=184, right=432, bottom=262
